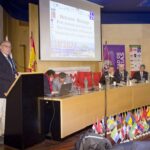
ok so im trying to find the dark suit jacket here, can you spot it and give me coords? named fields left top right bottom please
left=114, top=69, right=128, bottom=83
left=0, top=51, right=15, bottom=97
left=100, top=71, right=117, bottom=85
left=132, top=71, right=148, bottom=82
left=44, top=74, right=51, bottom=96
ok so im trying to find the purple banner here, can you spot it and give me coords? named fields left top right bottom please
left=103, top=45, right=126, bottom=71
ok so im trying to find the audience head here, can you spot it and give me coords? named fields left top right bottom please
left=0, top=41, right=12, bottom=56
left=45, top=69, right=55, bottom=82
left=108, top=65, right=115, bottom=74
left=118, top=64, right=125, bottom=72
left=140, top=64, right=145, bottom=72
left=59, top=72, right=66, bottom=84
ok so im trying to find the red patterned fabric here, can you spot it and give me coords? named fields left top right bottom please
left=93, top=72, right=101, bottom=86
left=45, top=74, right=53, bottom=92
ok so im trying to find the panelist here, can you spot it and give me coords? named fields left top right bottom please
left=44, top=69, right=55, bottom=96
left=100, top=65, right=117, bottom=85
left=114, top=64, right=128, bottom=83
left=0, top=41, right=17, bottom=97
left=132, top=64, right=148, bottom=82
left=0, top=40, right=17, bottom=138
left=53, top=72, right=72, bottom=93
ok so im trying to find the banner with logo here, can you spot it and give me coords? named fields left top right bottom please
left=129, top=45, right=142, bottom=71
left=103, top=45, right=126, bottom=71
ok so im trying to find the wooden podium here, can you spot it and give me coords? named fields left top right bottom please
left=4, top=73, right=45, bottom=149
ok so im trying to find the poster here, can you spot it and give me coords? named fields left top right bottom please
left=129, top=45, right=142, bottom=71
left=103, top=45, right=126, bottom=71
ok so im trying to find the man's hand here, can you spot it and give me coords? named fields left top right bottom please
left=51, top=91, right=59, bottom=95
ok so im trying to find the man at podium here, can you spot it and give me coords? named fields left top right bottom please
left=0, top=41, right=17, bottom=97
left=0, top=40, right=17, bottom=138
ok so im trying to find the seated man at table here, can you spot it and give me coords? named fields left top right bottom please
left=100, top=65, right=117, bottom=85
left=44, top=69, right=55, bottom=96
left=114, top=64, right=128, bottom=83
left=53, top=72, right=73, bottom=94
left=132, top=64, right=148, bottom=82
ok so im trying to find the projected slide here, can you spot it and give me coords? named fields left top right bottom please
left=49, top=1, right=95, bottom=58
left=39, top=0, right=101, bottom=61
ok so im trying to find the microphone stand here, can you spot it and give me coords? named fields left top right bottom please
left=104, top=75, right=109, bottom=138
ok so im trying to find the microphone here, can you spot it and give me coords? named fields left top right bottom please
left=105, top=74, right=110, bottom=86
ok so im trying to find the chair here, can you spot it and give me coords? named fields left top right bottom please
left=93, top=72, right=101, bottom=86
left=131, top=71, right=135, bottom=78
left=76, top=72, right=85, bottom=88
left=85, top=72, right=92, bottom=88
left=76, top=72, right=92, bottom=88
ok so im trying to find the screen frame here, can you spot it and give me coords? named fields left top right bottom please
left=39, top=0, right=103, bottom=61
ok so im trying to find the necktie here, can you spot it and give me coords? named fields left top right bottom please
left=121, top=72, right=124, bottom=80
left=140, top=72, right=143, bottom=79
left=6, top=56, right=16, bottom=74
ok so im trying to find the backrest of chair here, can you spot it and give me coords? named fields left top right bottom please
left=131, top=71, right=135, bottom=78
left=93, top=72, right=101, bottom=86
left=76, top=72, right=85, bottom=88
left=85, top=72, right=92, bottom=88
left=76, top=72, right=92, bottom=88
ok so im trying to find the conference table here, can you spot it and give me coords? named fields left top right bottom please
left=39, top=83, right=150, bottom=140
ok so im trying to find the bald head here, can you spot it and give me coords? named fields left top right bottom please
left=0, top=41, right=12, bottom=56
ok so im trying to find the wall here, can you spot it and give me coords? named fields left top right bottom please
left=29, top=4, right=101, bottom=73
left=3, top=4, right=150, bottom=73
left=0, top=6, right=3, bottom=42
left=3, top=10, right=29, bottom=72
left=102, top=24, right=150, bottom=72
left=29, top=3, right=150, bottom=73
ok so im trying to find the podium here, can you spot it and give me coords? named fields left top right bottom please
left=4, top=73, right=45, bottom=149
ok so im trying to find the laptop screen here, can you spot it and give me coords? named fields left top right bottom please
left=59, top=83, right=72, bottom=96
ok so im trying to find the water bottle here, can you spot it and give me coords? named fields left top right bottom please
left=77, top=86, right=81, bottom=95
left=148, top=72, right=150, bottom=83
left=99, top=83, right=101, bottom=89
left=126, top=75, right=130, bottom=86
left=105, top=75, right=110, bottom=88
left=84, top=77, right=88, bottom=92
left=141, top=77, right=145, bottom=83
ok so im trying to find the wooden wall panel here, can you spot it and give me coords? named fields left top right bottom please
left=3, top=4, right=150, bottom=73
left=3, top=11, right=29, bottom=72
left=0, top=6, right=3, bottom=42
left=29, top=4, right=150, bottom=73
left=102, top=24, right=150, bottom=73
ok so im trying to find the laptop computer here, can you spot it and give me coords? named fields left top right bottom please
left=44, top=83, right=72, bottom=97
left=59, top=83, right=72, bottom=96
